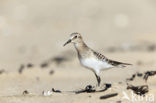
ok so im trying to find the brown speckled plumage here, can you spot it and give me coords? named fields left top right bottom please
left=92, top=50, right=131, bottom=67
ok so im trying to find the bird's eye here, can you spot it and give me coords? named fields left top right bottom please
left=74, top=36, right=77, bottom=38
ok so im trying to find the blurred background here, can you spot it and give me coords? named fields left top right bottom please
left=0, top=0, right=156, bottom=71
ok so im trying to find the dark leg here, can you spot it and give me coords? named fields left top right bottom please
left=94, top=73, right=101, bottom=86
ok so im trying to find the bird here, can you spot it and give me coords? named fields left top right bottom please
left=63, top=32, right=132, bottom=86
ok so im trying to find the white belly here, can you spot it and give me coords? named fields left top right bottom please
left=80, top=58, right=113, bottom=71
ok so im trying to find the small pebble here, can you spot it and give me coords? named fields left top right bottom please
left=105, top=83, right=112, bottom=88
left=137, top=73, right=143, bottom=77
left=19, top=64, right=25, bottom=74
left=42, top=90, right=52, bottom=96
left=49, top=70, right=54, bottom=75
left=40, top=62, right=49, bottom=68
left=27, top=63, right=34, bottom=68
left=23, top=90, right=29, bottom=95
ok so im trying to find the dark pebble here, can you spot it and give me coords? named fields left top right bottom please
left=49, top=70, right=54, bottom=75
left=137, top=73, right=143, bottom=77
left=23, top=90, right=29, bottom=95
left=18, top=64, right=25, bottom=74
left=105, top=83, right=112, bottom=88
left=40, top=62, right=49, bottom=68
left=27, top=63, right=34, bottom=68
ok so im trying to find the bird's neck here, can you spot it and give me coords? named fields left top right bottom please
left=74, top=41, right=89, bottom=53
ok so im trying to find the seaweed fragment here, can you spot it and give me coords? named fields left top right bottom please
left=52, top=88, right=62, bottom=93
left=126, top=74, right=136, bottom=81
left=127, top=84, right=148, bottom=96
left=75, top=83, right=111, bottom=94
left=18, top=64, right=25, bottom=74
left=100, top=93, right=118, bottom=99
left=143, top=71, right=156, bottom=81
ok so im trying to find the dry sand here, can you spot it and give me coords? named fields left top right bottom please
left=0, top=0, right=156, bottom=103
left=0, top=51, right=155, bottom=103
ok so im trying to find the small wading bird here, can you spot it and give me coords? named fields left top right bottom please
left=63, top=32, right=132, bottom=86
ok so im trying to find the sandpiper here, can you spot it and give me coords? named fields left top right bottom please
left=63, top=32, right=132, bottom=86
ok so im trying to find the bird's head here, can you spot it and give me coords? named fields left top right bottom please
left=63, top=32, right=83, bottom=46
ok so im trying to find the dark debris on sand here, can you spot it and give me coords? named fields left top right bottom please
left=27, top=63, right=34, bottom=68
left=23, top=90, right=29, bottom=95
left=125, top=70, right=156, bottom=96
left=49, top=70, right=54, bottom=75
left=127, top=84, right=149, bottom=96
left=52, top=88, right=61, bottom=93
left=0, top=69, right=5, bottom=74
left=143, top=71, right=156, bottom=81
left=18, top=63, right=35, bottom=74
left=74, top=85, right=96, bottom=94
left=40, top=62, right=49, bottom=68
left=51, top=56, right=69, bottom=65
left=126, top=74, right=136, bottom=81
left=18, top=64, right=25, bottom=74
left=40, top=56, right=70, bottom=68
left=137, top=72, right=143, bottom=77
left=75, top=83, right=111, bottom=94
left=100, top=93, right=118, bottom=100
left=40, top=50, right=75, bottom=68
left=126, top=70, right=156, bottom=82
left=51, top=83, right=112, bottom=94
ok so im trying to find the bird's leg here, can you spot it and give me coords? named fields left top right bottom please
left=94, top=72, right=101, bottom=87
left=97, top=76, right=101, bottom=86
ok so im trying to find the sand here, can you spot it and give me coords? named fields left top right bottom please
left=0, top=51, right=155, bottom=103
left=0, top=0, right=156, bottom=103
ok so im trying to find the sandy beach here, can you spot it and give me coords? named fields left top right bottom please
left=0, top=0, right=156, bottom=103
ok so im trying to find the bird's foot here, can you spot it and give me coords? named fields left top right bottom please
left=95, top=83, right=112, bottom=91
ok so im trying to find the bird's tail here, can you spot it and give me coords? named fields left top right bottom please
left=108, top=59, right=132, bottom=68
left=108, top=59, right=132, bottom=66
left=121, top=62, right=132, bottom=65
left=119, top=62, right=132, bottom=68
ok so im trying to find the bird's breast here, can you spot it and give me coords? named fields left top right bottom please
left=80, top=58, right=101, bottom=68
left=80, top=58, right=114, bottom=70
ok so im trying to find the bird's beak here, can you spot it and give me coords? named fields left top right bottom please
left=63, top=39, right=71, bottom=46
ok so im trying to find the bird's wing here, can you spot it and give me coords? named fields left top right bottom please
left=92, top=50, right=132, bottom=67
left=92, top=50, right=107, bottom=61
